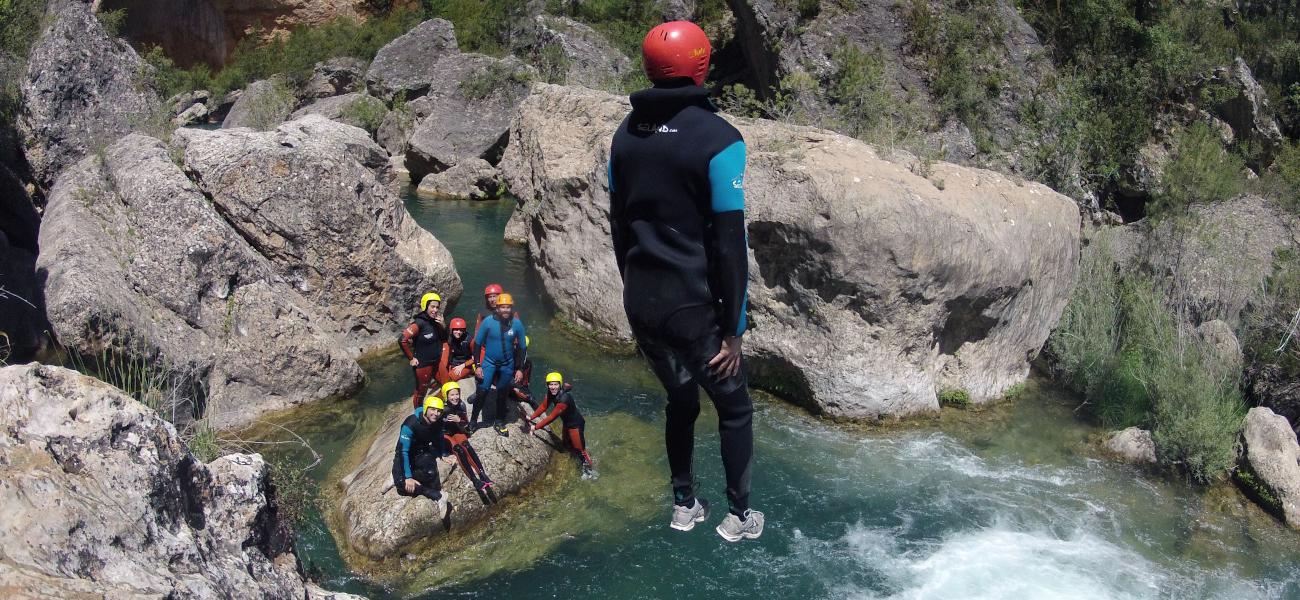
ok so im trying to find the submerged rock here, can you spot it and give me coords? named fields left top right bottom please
left=0, top=363, right=367, bottom=599
left=501, top=83, right=1081, bottom=420
left=1238, top=407, right=1300, bottom=528
left=38, top=133, right=362, bottom=429
left=331, top=381, right=558, bottom=565
left=1103, top=427, right=1158, bottom=465
left=177, top=115, right=462, bottom=354
left=18, top=0, right=161, bottom=189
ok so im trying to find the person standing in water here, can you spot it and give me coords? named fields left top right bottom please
left=607, top=21, right=763, bottom=542
left=399, top=292, right=446, bottom=408
left=473, top=292, right=527, bottom=437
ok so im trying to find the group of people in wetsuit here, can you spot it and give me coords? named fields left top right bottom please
left=390, top=284, right=594, bottom=509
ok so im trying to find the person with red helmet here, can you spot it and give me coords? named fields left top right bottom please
left=608, top=21, right=763, bottom=542
left=436, top=316, right=475, bottom=385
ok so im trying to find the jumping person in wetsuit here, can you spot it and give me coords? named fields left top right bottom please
left=438, top=381, right=493, bottom=492
left=524, top=371, right=593, bottom=469
left=473, top=293, right=526, bottom=437
left=438, top=317, right=475, bottom=385
left=399, top=292, right=446, bottom=408
left=607, top=21, right=763, bottom=542
left=392, top=394, right=453, bottom=513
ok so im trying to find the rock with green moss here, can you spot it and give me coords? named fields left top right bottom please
left=1240, top=407, right=1300, bottom=528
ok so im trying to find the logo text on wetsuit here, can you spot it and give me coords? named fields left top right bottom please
left=636, top=123, right=678, bottom=134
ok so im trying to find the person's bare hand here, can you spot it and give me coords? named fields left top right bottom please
left=409, top=358, right=419, bottom=367
left=403, top=478, right=417, bottom=494
left=512, top=370, right=523, bottom=385
left=707, top=336, right=743, bottom=379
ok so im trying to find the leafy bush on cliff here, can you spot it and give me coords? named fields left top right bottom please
left=0, top=0, right=45, bottom=126
left=1048, top=234, right=1246, bottom=483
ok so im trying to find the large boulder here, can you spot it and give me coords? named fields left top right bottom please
left=289, top=92, right=389, bottom=135
left=1103, top=427, right=1158, bottom=465
left=1238, top=407, right=1300, bottom=528
left=501, top=84, right=1081, bottom=420
left=0, top=363, right=367, bottom=599
left=38, top=133, right=363, bottom=429
left=512, top=14, right=632, bottom=92
left=330, top=383, right=557, bottom=565
left=18, top=0, right=162, bottom=189
left=177, top=115, right=462, bottom=353
left=302, top=57, right=369, bottom=99
left=1198, top=57, right=1287, bottom=164
left=222, top=77, right=296, bottom=130
left=415, top=158, right=503, bottom=200
left=364, top=18, right=460, bottom=102
left=403, top=54, right=534, bottom=184
left=168, top=89, right=213, bottom=127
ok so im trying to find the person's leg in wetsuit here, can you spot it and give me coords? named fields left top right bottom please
left=410, top=365, right=436, bottom=408
left=479, top=359, right=515, bottom=436
left=565, top=424, right=595, bottom=468
left=396, top=452, right=444, bottom=502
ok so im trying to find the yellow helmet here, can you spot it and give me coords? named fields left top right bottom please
left=420, top=292, right=442, bottom=312
left=440, top=381, right=460, bottom=398
left=545, top=371, right=563, bottom=384
left=525, top=335, right=531, bottom=347
left=422, top=393, right=445, bottom=412
left=497, top=292, right=514, bottom=306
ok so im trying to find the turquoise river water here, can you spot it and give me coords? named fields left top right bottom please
left=257, top=187, right=1300, bottom=600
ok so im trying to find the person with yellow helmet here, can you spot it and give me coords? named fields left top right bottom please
left=524, top=371, right=593, bottom=470
left=391, top=392, right=454, bottom=512
left=437, top=381, right=494, bottom=493
left=472, top=292, right=527, bottom=436
left=399, top=292, right=447, bottom=408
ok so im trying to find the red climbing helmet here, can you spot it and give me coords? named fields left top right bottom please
left=450, top=317, right=467, bottom=330
left=642, top=21, right=711, bottom=87
left=484, top=283, right=503, bottom=297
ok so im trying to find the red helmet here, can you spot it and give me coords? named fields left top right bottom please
left=484, top=283, right=503, bottom=297
left=450, top=317, right=467, bottom=330
left=642, top=21, right=711, bottom=87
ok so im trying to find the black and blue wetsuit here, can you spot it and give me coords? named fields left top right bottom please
left=391, top=407, right=447, bottom=501
left=608, top=81, right=754, bottom=516
left=473, top=314, right=527, bottom=428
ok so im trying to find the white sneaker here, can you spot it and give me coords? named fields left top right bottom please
left=715, top=509, right=764, bottom=542
left=670, top=498, right=710, bottom=531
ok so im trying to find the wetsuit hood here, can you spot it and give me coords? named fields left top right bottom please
left=629, top=84, right=718, bottom=115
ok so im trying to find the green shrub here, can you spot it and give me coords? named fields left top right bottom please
left=1255, top=140, right=1300, bottom=214
left=938, top=388, right=971, bottom=408
left=0, top=0, right=45, bottom=124
left=1242, top=248, right=1300, bottom=382
left=458, top=61, right=531, bottom=101
left=1150, top=121, right=1244, bottom=218
left=266, top=454, right=319, bottom=530
left=1047, top=232, right=1247, bottom=482
left=827, top=42, right=892, bottom=139
left=420, top=0, right=527, bottom=55
left=339, top=96, right=388, bottom=132
left=95, top=7, right=127, bottom=38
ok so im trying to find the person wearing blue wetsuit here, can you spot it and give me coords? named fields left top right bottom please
left=473, top=292, right=527, bottom=437
left=392, top=394, right=453, bottom=513
left=607, top=20, right=764, bottom=542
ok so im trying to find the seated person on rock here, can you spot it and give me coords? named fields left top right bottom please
left=524, top=371, right=593, bottom=469
left=439, top=381, right=494, bottom=492
left=437, top=317, right=476, bottom=385
left=473, top=292, right=527, bottom=437
left=392, top=393, right=454, bottom=510
left=400, top=292, right=447, bottom=408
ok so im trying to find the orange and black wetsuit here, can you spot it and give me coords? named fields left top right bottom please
left=529, top=387, right=592, bottom=467
left=437, top=329, right=475, bottom=385
left=441, top=399, right=492, bottom=490
left=399, top=313, right=445, bottom=407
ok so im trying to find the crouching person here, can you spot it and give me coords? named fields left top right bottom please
left=392, top=394, right=454, bottom=514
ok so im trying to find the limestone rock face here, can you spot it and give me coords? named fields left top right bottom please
left=1240, top=407, right=1300, bottom=528
left=18, top=0, right=161, bottom=188
left=415, top=158, right=503, bottom=200
left=177, top=115, right=462, bottom=353
left=38, top=133, right=362, bottom=429
left=512, top=14, right=632, bottom=92
left=501, top=84, right=1081, bottom=419
left=1103, top=427, right=1158, bottom=465
left=331, top=386, right=557, bottom=563
left=222, top=77, right=296, bottom=130
left=364, top=19, right=460, bottom=102
left=289, top=92, right=389, bottom=134
left=403, top=54, right=534, bottom=183
left=0, top=363, right=368, bottom=599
